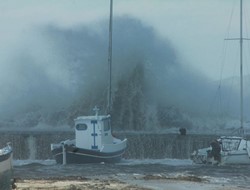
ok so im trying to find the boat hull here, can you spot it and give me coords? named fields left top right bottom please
left=0, top=149, right=13, bottom=190
left=191, top=150, right=250, bottom=165
left=52, top=145, right=126, bottom=164
left=191, top=139, right=250, bottom=165
left=221, top=151, right=250, bottom=164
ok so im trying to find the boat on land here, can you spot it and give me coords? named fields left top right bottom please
left=51, top=0, right=127, bottom=164
left=191, top=136, right=250, bottom=164
left=51, top=107, right=127, bottom=164
left=0, top=143, right=13, bottom=189
left=191, top=0, right=250, bottom=165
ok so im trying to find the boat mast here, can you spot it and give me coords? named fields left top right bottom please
left=226, top=0, right=247, bottom=136
left=240, top=0, right=243, bottom=135
left=107, top=0, right=113, bottom=114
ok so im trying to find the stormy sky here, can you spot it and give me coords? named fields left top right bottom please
left=0, top=0, right=248, bottom=80
left=0, top=0, right=249, bottom=123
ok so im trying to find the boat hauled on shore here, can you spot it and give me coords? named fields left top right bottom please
left=191, top=0, right=250, bottom=165
left=191, top=136, right=250, bottom=165
left=51, top=107, right=127, bottom=164
left=51, top=0, right=127, bottom=164
left=0, top=143, right=13, bottom=189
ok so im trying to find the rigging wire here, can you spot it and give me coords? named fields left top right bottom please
left=243, top=2, right=250, bottom=75
left=208, top=1, right=237, bottom=120
left=242, top=2, right=250, bottom=127
left=219, top=0, right=236, bottom=82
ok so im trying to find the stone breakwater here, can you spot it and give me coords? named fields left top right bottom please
left=0, top=130, right=220, bottom=160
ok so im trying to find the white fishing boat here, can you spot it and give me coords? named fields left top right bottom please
left=0, top=143, right=13, bottom=189
left=51, top=0, right=127, bottom=164
left=191, top=0, right=250, bottom=165
left=191, top=136, right=250, bottom=165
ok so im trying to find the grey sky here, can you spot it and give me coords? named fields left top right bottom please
left=0, top=0, right=249, bottom=80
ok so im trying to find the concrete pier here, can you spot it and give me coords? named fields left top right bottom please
left=0, top=129, right=219, bottom=160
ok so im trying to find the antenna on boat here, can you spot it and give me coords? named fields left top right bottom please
left=107, top=0, right=113, bottom=114
left=225, top=0, right=249, bottom=137
left=93, top=106, right=99, bottom=117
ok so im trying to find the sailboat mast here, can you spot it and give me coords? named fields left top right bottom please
left=226, top=0, right=246, bottom=135
left=240, top=0, right=243, bottom=133
left=108, top=0, right=113, bottom=114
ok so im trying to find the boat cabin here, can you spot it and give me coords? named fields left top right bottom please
left=74, top=114, right=113, bottom=151
left=219, top=136, right=248, bottom=151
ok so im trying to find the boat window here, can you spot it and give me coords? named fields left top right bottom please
left=103, top=119, right=111, bottom=131
left=76, top=123, right=88, bottom=131
left=221, top=139, right=240, bottom=151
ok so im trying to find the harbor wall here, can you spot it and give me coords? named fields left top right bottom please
left=0, top=130, right=218, bottom=160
